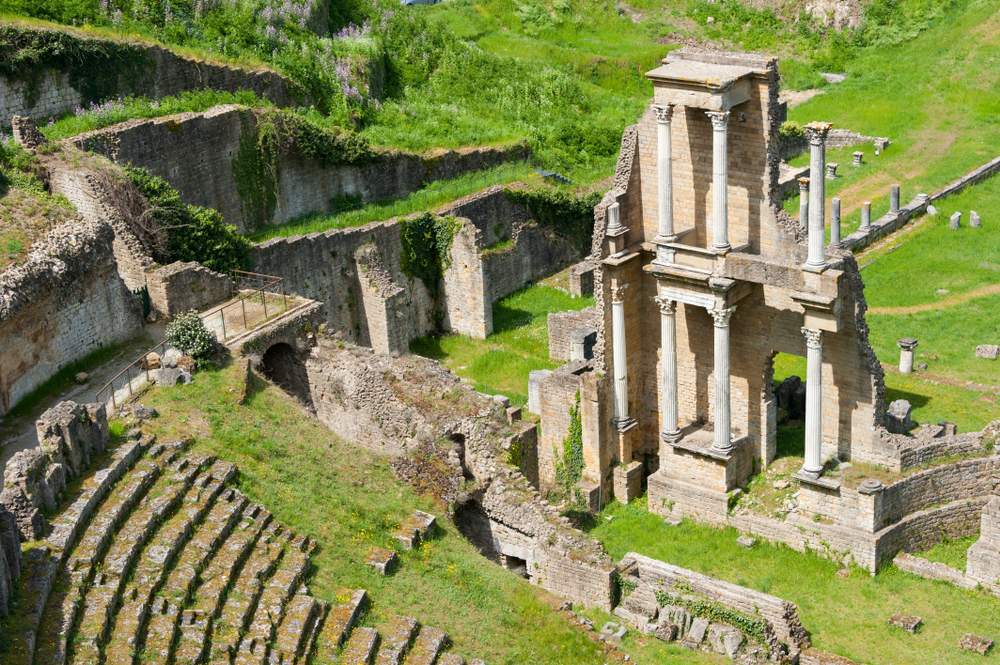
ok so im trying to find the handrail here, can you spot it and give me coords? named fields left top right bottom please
left=95, top=338, right=174, bottom=410
left=200, top=271, right=287, bottom=342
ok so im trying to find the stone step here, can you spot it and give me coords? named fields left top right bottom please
left=374, top=614, right=418, bottom=665
left=194, top=503, right=271, bottom=619
left=274, top=594, right=319, bottom=662
left=402, top=627, right=449, bottom=665
left=340, top=626, right=380, bottom=664
left=300, top=600, right=330, bottom=665
left=141, top=597, right=180, bottom=665
left=317, top=589, right=369, bottom=656
left=233, top=636, right=269, bottom=665
left=393, top=511, right=437, bottom=550
left=246, top=543, right=310, bottom=643
left=437, top=654, right=465, bottom=665
left=174, top=608, right=212, bottom=663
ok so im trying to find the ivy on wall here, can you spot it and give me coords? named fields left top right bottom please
left=503, top=186, right=602, bottom=254
left=0, top=25, right=154, bottom=110
left=399, top=212, right=460, bottom=300
left=554, top=391, right=584, bottom=502
left=652, top=586, right=771, bottom=653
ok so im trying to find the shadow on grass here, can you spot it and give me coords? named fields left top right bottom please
left=409, top=335, right=449, bottom=360
left=776, top=419, right=806, bottom=459
left=884, top=385, right=931, bottom=423
left=493, top=302, right=535, bottom=334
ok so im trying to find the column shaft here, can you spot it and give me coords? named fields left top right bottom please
left=802, top=328, right=824, bottom=476
left=707, top=112, right=730, bottom=252
left=655, top=105, right=674, bottom=239
left=830, top=197, right=841, bottom=248
left=805, top=122, right=831, bottom=269
left=655, top=297, right=680, bottom=441
left=709, top=307, right=735, bottom=452
left=612, top=287, right=629, bottom=424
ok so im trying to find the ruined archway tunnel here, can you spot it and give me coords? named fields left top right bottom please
left=260, top=342, right=312, bottom=406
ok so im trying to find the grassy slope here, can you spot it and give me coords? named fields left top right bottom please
left=410, top=283, right=595, bottom=406
left=589, top=498, right=1000, bottom=665
left=133, top=361, right=723, bottom=665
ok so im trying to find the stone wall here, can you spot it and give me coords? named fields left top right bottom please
left=548, top=307, right=599, bottom=361
left=967, top=497, right=1000, bottom=593
left=73, top=105, right=529, bottom=233
left=778, top=128, right=890, bottom=162
left=1, top=33, right=299, bottom=126
left=0, top=219, right=144, bottom=418
left=147, top=261, right=233, bottom=319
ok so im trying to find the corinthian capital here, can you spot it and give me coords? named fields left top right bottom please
left=654, top=296, right=676, bottom=315
left=804, top=121, right=833, bottom=145
left=801, top=327, right=823, bottom=349
left=653, top=104, right=675, bottom=124
left=708, top=306, right=735, bottom=327
left=611, top=284, right=628, bottom=303
left=706, top=111, right=730, bottom=131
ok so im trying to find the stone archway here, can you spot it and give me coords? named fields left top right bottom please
left=261, top=343, right=312, bottom=406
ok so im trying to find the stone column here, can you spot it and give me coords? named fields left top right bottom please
left=707, top=111, right=731, bottom=252
left=654, top=105, right=675, bottom=251
left=898, top=337, right=918, bottom=374
left=805, top=122, right=832, bottom=271
left=611, top=284, right=630, bottom=426
left=708, top=306, right=735, bottom=453
left=798, top=178, right=809, bottom=229
left=830, top=197, right=841, bottom=248
left=655, top=296, right=681, bottom=443
left=861, top=201, right=871, bottom=229
left=606, top=201, right=622, bottom=234
left=801, top=327, right=824, bottom=477
left=890, top=184, right=900, bottom=213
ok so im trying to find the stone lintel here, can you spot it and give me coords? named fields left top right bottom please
left=647, top=61, right=754, bottom=110
left=602, top=250, right=641, bottom=268
left=643, top=262, right=713, bottom=287
left=792, top=290, right=842, bottom=333
left=793, top=471, right=841, bottom=492
left=671, top=433, right=750, bottom=462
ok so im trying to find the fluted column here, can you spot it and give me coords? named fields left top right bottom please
left=798, top=178, right=809, bottom=229
left=830, top=197, right=841, bottom=248
left=707, top=111, right=730, bottom=252
left=708, top=306, right=735, bottom=453
left=655, top=296, right=680, bottom=443
left=801, top=327, right=824, bottom=477
left=805, top=122, right=832, bottom=270
left=654, top=105, right=675, bottom=249
left=611, top=284, right=629, bottom=426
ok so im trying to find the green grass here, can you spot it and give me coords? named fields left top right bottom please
left=913, top=535, right=979, bottom=572
left=588, top=497, right=1000, bottom=665
left=410, top=283, right=594, bottom=406
left=133, top=361, right=720, bottom=665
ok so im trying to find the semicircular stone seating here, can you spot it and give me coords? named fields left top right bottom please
left=11, top=430, right=487, bottom=665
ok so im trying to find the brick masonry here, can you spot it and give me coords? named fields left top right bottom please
left=147, top=262, right=233, bottom=320
left=548, top=308, right=598, bottom=361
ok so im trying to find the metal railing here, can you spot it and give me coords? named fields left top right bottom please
left=199, top=270, right=288, bottom=343
left=95, top=338, right=176, bottom=410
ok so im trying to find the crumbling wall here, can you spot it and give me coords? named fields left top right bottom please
left=0, top=401, right=108, bottom=540
left=0, top=219, right=143, bottom=417
left=73, top=105, right=529, bottom=232
left=147, top=261, right=233, bottom=319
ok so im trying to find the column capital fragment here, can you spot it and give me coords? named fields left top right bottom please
left=706, top=110, right=730, bottom=130
left=653, top=104, right=675, bottom=123
left=801, top=327, right=823, bottom=348
left=611, top=284, right=628, bottom=303
left=804, top=121, right=833, bottom=145
left=708, top=306, right=735, bottom=328
left=798, top=177, right=810, bottom=192
left=654, top=296, right=676, bottom=314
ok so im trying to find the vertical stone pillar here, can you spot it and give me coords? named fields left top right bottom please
left=611, top=284, right=630, bottom=426
left=708, top=306, right=735, bottom=453
left=801, top=327, right=824, bottom=477
left=852, top=151, right=863, bottom=167
left=654, top=105, right=675, bottom=247
left=606, top=201, right=622, bottom=235
left=707, top=111, right=731, bottom=252
left=897, top=337, right=918, bottom=374
left=830, top=197, right=841, bottom=248
left=798, top=178, right=810, bottom=229
left=805, top=122, right=832, bottom=271
left=655, top=296, right=681, bottom=443
left=890, top=184, right=901, bottom=213
left=861, top=201, right=871, bottom=229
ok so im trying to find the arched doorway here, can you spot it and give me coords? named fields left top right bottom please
left=261, top=343, right=312, bottom=405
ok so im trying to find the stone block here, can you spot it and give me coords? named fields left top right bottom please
left=600, top=622, right=627, bottom=643
left=569, top=261, right=595, bottom=296
left=950, top=211, right=961, bottom=229
left=155, top=367, right=194, bottom=387
left=886, top=399, right=914, bottom=434
left=736, top=535, right=756, bottom=549
left=958, top=633, right=993, bottom=656
left=364, top=547, right=397, bottom=575
left=75, top=372, right=89, bottom=384
left=569, top=327, right=597, bottom=361
left=688, top=616, right=709, bottom=643
left=614, top=461, right=643, bottom=505
left=975, top=345, right=999, bottom=360
left=970, top=211, right=981, bottom=228
left=527, top=370, right=553, bottom=414
left=655, top=622, right=678, bottom=642
left=887, top=612, right=921, bottom=634
left=505, top=406, right=522, bottom=424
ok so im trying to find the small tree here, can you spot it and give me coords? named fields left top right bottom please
left=166, top=311, right=215, bottom=368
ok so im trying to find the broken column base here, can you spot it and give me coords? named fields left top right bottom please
left=613, top=461, right=643, bottom=505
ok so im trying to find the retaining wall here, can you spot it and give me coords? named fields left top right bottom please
left=147, top=261, right=233, bottom=319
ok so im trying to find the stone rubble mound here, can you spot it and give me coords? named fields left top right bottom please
left=1, top=403, right=486, bottom=665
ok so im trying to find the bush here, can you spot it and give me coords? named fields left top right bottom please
left=503, top=186, right=602, bottom=253
left=166, top=311, right=215, bottom=367
left=779, top=121, right=804, bottom=141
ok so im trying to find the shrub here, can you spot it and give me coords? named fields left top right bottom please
left=503, top=186, right=601, bottom=253
left=166, top=311, right=215, bottom=367
left=779, top=121, right=804, bottom=141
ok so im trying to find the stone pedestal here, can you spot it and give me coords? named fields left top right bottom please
left=852, top=151, right=863, bottom=167
left=826, top=163, right=838, bottom=179
left=801, top=328, right=824, bottom=478
left=897, top=337, right=918, bottom=374
left=527, top=370, right=552, bottom=414
left=707, top=111, right=731, bottom=252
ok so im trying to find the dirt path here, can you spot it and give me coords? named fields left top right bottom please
left=868, top=283, right=1000, bottom=315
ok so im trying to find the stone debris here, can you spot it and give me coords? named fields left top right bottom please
left=708, top=623, right=744, bottom=659
left=75, top=372, right=89, bottom=384
left=681, top=616, right=709, bottom=649
left=364, top=546, right=397, bottom=575
left=886, top=399, right=915, bottom=434
left=887, top=612, right=921, bottom=633
left=736, top=535, right=756, bottom=549
left=975, top=345, right=999, bottom=360
left=950, top=211, right=961, bottom=229
left=600, top=621, right=627, bottom=643
left=958, top=633, right=993, bottom=656
left=132, top=405, right=158, bottom=420
left=140, top=352, right=162, bottom=370
left=663, top=517, right=682, bottom=526
left=773, top=479, right=790, bottom=490
left=154, top=367, right=193, bottom=387
left=394, top=510, right=437, bottom=550
left=927, top=204, right=938, bottom=215
left=970, top=210, right=982, bottom=227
